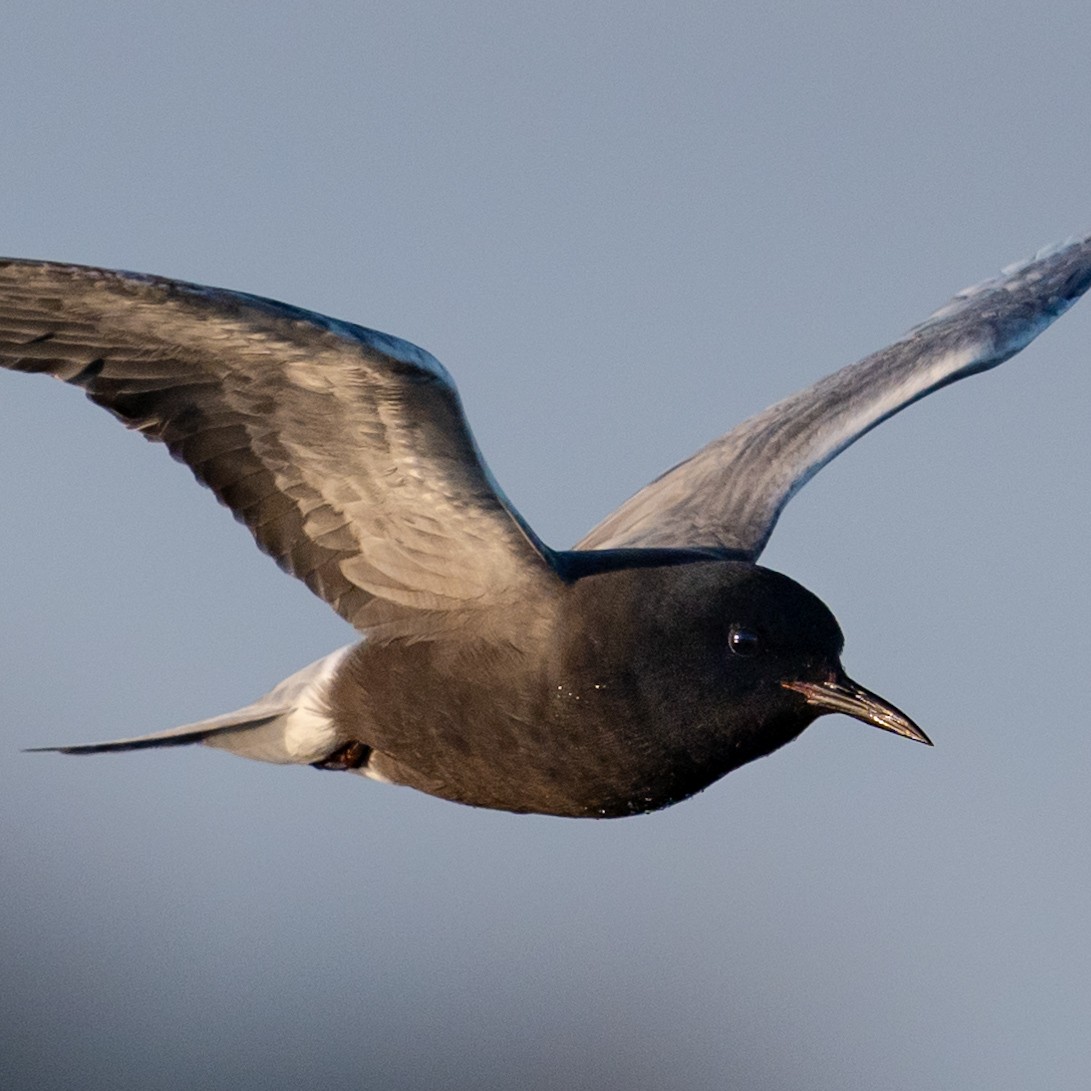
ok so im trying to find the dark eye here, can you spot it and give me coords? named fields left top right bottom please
left=728, top=625, right=762, bottom=657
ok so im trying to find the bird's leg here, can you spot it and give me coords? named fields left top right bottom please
left=310, top=741, right=372, bottom=771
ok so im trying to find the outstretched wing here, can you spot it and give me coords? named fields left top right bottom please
left=577, top=233, right=1091, bottom=558
left=0, top=260, right=559, bottom=636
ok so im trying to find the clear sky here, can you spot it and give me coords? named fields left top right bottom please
left=2, top=3, right=1089, bottom=1089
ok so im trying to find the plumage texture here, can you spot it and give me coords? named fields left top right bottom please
left=2, top=233, right=1089, bottom=816
left=0, top=261, right=557, bottom=639
left=576, top=235, right=1091, bottom=557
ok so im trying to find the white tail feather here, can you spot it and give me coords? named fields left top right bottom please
left=29, top=645, right=355, bottom=765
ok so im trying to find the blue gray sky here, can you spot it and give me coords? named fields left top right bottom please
left=2, top=3, right=1090, bottom=1089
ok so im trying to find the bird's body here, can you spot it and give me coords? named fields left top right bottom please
left=2, top=234, right=1089, bottom=817
left=326, top=559, right=843, bottom=817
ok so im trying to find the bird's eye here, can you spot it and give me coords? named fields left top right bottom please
left=728, top=625, right=762, bottom=657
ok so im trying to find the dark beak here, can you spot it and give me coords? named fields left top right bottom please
left=782, top=674, right=932, bottom=746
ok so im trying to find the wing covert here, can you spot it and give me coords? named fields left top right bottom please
left=577, top=233, right=1091, bottom=558
left=0, top=259, right=559, bottom=636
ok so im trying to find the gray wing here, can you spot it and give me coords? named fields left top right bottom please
left=0, top=259, right=559, bottom=637
left=577, top=233, right=1091, bottom=558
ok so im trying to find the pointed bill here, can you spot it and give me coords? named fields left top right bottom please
left=782, top=675, right=932, bottom=745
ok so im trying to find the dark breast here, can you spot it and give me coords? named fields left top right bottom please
left=325, top=559, right=823, bottom=818
left=326, top=633, right=742, bottom=818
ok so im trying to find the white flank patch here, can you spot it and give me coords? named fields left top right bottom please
left=279, top=644, right=355, bottom=762
left=200, top=643, right=356, bottom=765
left=357, top=763, right=395, bottom=784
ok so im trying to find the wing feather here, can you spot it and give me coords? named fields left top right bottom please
left=0, top=260, right=558, bottom=636
left=577, top=233, right=1091, bottom=557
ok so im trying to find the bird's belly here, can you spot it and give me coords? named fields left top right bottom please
left=363, top=709, right=734, bottom=819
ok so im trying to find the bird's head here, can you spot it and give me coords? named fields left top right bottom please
left=564, top=558, right=930, bottom=783
left=701, top=562, right=931, bottom=757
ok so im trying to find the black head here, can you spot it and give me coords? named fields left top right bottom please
left=683, top=561, right=929, bottom=753
left=559, top=558, right=929, bottom=809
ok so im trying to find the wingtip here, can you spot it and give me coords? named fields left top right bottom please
left=999, top=230, right=1091, bottom=277
left=23, top=744, right=86, bottom=755
left=913, top=229, right=1091, bottom=333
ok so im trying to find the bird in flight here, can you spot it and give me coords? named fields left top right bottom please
left=1, top=235, right=1088, bottom=817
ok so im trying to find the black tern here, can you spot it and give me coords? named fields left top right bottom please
left=2, top=235, right=1088, bottom=817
